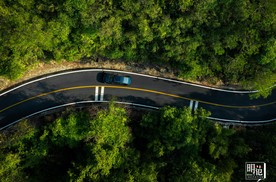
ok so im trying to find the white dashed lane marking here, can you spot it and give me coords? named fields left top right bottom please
left=189, top=100, right=194, bottom=109
left=100, top=87, right=105, bottom=101
left=95, top=86, right=99, bottom=101
left=194, top=101, right=199, bottom=110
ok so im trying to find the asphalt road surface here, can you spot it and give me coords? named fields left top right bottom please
left=0, top=69, right=275, bottom=129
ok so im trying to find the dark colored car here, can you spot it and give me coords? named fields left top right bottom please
left=102, top=72, right=132, bottom=85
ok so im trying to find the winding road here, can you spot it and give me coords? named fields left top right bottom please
left=0, top=69, right=275, bottom=130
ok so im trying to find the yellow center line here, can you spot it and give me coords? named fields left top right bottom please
left=107, top=86, right=276, bottom=108
left=0, top=86, right=95, bottom=113
left=0, top=85, right=275, bottom=113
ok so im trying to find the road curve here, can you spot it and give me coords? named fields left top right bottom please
left=0, top=69, right=275, bottom=130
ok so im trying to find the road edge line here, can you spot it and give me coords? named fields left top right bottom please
left=1, top=101, right=275, bottom=131
left=0, top=101, right=159, bottom=131
left=0, top=69, right=265, bottom=96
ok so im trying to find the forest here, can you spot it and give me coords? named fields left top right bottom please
left=0, top=0, right=275, bottom=97
left=0, top=0, right=275, bottom=181
left=0, top=103, right=275, bottom=181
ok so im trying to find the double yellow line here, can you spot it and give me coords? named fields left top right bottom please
left=0, top=85, right=275, bottom=113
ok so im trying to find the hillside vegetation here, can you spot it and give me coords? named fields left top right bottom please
left=0, top=0, right=275, bottom=97
left=0, top=104, right=275, bottom=181
left=0, top=104, right=247, bottom=181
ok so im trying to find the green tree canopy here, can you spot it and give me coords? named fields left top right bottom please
left=0, top=0, right=275, bottom=97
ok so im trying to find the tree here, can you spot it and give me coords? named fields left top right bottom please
left=69, top=103, right=133, bottom=181
left=0, top=104, right=259, bottom=181
left=0, top=0, right=275, bottom=97
left=137, top=106, right=249, bottom=181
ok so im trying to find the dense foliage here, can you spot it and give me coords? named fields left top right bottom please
left=0, top=104, right=259, bottom=181
left=0, top=0, right=275, bottom=96
left=232, top=124, right=276, bottom=182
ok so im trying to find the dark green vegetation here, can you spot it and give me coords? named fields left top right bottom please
left=0, top=0, right=275, bottom=96
left=232, top=125, right=276, bottom=182
left=1, top=104, right=275, bottom=181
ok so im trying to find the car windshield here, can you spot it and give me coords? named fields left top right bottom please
left=122, top=77, right=129, bottom=84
